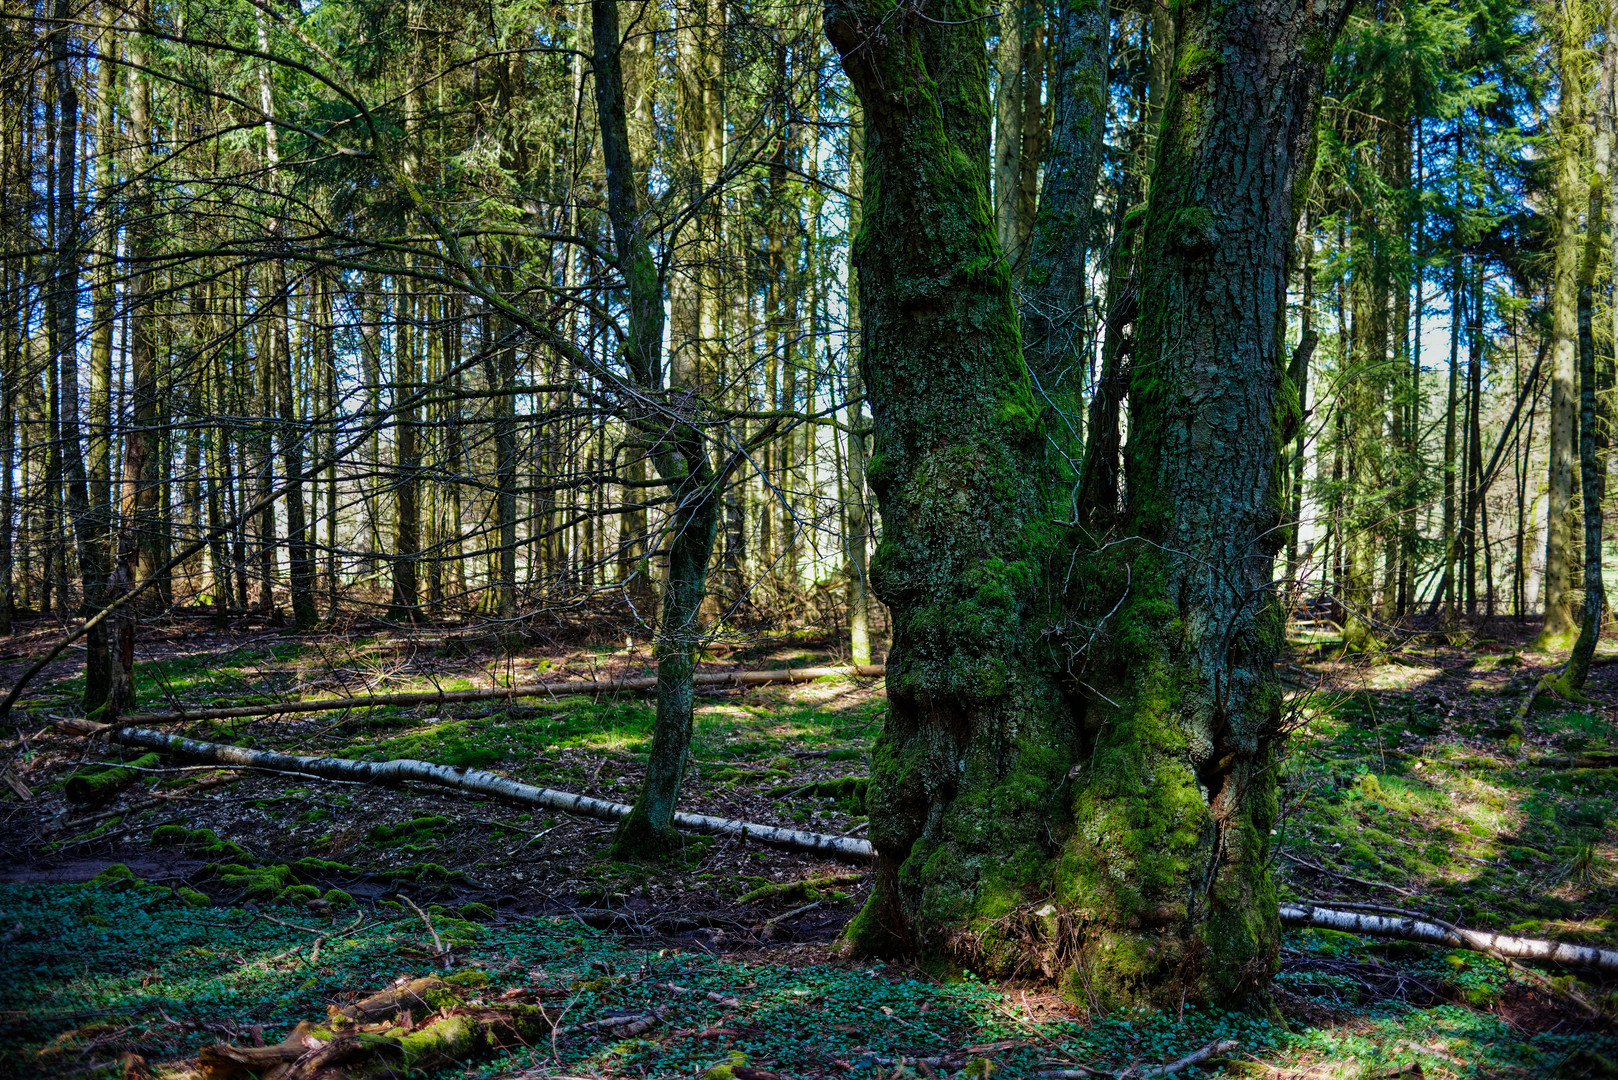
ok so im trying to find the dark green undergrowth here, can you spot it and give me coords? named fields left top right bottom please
left=2, top=880, right=1609, bottom=1078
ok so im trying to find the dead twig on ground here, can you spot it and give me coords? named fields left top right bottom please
left=1036, top=1038, right=1238, bottom=1078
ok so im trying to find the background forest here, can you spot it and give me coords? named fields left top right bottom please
left=4, top=0, right=1618, bottom=1075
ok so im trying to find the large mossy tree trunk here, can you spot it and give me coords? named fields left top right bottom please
left=1072, top=0, right=1349, bottom=1007
left=825, top=0, right=1068, bottom=969
left=826, top=0, right=1346, bottom=1011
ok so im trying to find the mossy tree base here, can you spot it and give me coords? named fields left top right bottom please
left=1532, top=628, right=1579, bottom=654
left=608, top=808, right=685, bottom=861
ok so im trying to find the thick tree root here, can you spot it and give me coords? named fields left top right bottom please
left=1511, top=666, right=1600, bottom=738
left=1506, top=674, right=1555, bottom=737
left=55, top=717, right=878, bottom=864
left=190, top=977, right=556, bottom=1079
left=114, top=664, right=885, bottom=727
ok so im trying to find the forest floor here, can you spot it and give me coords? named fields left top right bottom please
left=2, top=613, right=1617, bottom=1078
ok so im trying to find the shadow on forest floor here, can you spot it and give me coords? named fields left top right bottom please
left=1, top=613, right=1617, bottom=1076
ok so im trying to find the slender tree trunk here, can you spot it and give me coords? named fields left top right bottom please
left=1015, top=0, right=1047, bottom=263
left=253, top=13, right=316, bottom=628
left=50, top=1, right=113, bottom=711
left=845, top=108, right=873, bottom=666
left=1020, top=0, right=1108, bottom=419
left=389, top=272, right=421, bottom=621
left=497, top=314, right=518, bottom=622
left=1560, top=67, right=1612, bottom=691
left=1285, top=224, right=1315, bottom=597
left=206, top=354, right=231, bottom=628
left=321, top=276, right=341, bottom=616
left=88, top=5, right=116, bottom=591
left=252, top=276, right=276, bottom=615
left=1441, top=249, right=1461, bottom=616
left=1539, top=0, right=1590, bottom=648
left=118, top=4, right=162, bottom=626
left=993, top=0, right=1026, bottom=264
left=1465, top=268, right=1484, bottom=617
left=594, top=0, right=725, bottom=855
left=0, top=255, right=13, bottom=635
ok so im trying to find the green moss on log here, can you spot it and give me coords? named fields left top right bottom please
left=64, top=753, right=161, bottom=805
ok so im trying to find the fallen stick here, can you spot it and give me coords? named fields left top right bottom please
left=110, top=664, right=887, bottom=727
left=655, top=982, right=741, bottom=1008
left=1036, top=1038, right=1238, bottom=1079
left=48, top=772, right=242, bottom=834
left=556, top=1004, right=675, bottom=1037
left=1278, top=850, right=1414, bottom=897
left=193, top=978, right=556, bottom=1079
left=1280, top=900, right=1618, bottom=974
left=762, top=899, right=822, bottom=927
left=399, top=895, right=451, bottom=971
left=54, top=717, right=878, bottom=864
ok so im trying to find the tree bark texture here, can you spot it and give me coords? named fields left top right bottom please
left=1559, top=178, right=1606, bottom=693
left=1021, top=0, right=1109, bottom=416
left=1070, top=0, right=1348, bottom=1008
left=829, top=0, right=1346, bottom=1010
left=826, top=0, right=1067, bottom=978
left=1540, top=0, right=1589, bottom=649
left=993, top=0, right=1027, bottom=265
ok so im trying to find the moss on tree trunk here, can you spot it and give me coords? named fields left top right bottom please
left=827, top=0, right=1347, bottom=1011
left=826, top=0, right=1068, bottom=967
left=1539, top=3, right=1590, bottom=651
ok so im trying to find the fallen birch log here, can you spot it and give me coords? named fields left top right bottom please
left=46, top=718, right=1618, bottom=971
left=53, top=717, right=878, bottom=864
left=110, top=664, right=886, bottom=727
left=1279, top=901, right=1618, bottom=973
